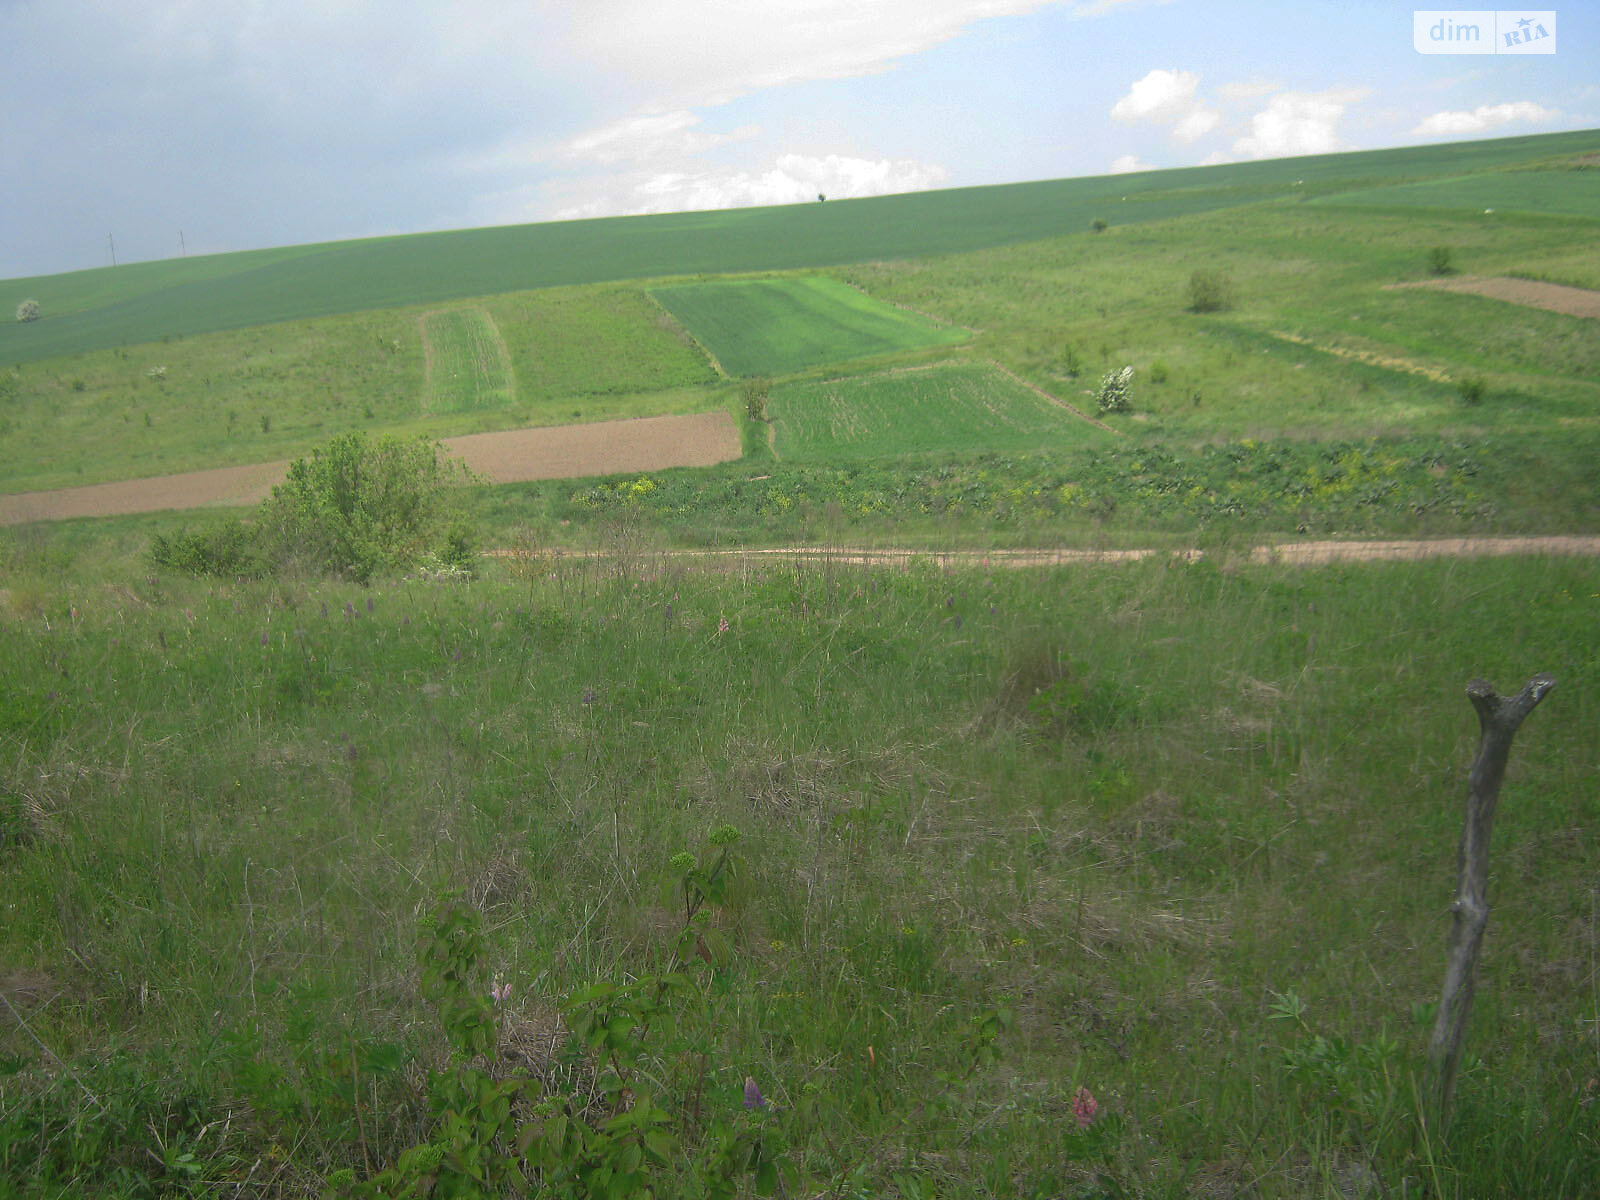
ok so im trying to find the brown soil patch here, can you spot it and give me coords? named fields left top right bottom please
left=1385, top=275, right=1600, bottom=319
left=0, top=412, right=739, bottom=526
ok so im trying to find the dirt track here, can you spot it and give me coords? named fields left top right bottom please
left=1384, top=275, right=1600, bottom=319
left=0, top=411, right=740, bottom=526
left=492, top=536, right=1600, bottom=569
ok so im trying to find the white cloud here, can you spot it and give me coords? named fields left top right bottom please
left=1172, top=109, right=1221, bottom=143
left=568, top=1, right=1065, bottom=112
left=1217, top=79, right=1280, bottom=102
left=1411, top=100, right=1558, bottom=136
left=1112, top=68, right=1201, bottom=122
left=1108, top=153, right=1154, bottom=174
left=554, top=153, right=950, bottom=219
left=565, top=111, right=760, bottom=164
left=1198, top=150, right=1233, bottom=166
left=1233, top=88, right=1370, bottom=159
left=1112, top=68, right=1221, bottom=145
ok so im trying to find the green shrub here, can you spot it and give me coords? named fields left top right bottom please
left=1097, top=365, right=1134, bottom=413
left=149, top=519, right=265, bottom=578
left=1428, top=246, right=1454, bottom=276
left=1456, top=373, right=1487, bottom=405
left=1091, top=218, right=1109, bottom=233
left=741, top=376, right=770, bottom=422
left=1187, top=270, right=1233, bottom=313
left=1060, top=344, right=1083, bottom=378
left=1149, top=360, right=1169, bottom=384
left=260, top=432, right=477, bottom=582
left=14, top=298, right=40, bottom=323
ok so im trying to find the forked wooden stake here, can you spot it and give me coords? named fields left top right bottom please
left=1427, top=673, right=1556, bottom=1123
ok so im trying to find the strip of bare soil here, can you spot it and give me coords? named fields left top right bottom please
left=0, top=412, right=740, bottom=526
left=1384, top=275, right=1600, bottom=319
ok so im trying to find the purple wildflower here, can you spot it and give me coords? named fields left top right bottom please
left=491, top=979, right=512, bottom=1005
left=366, top=597, right=374, bottom=614
left=1072, top=1086, right=1098, bottom=1128
left=743, top=1077, right=766, bottom=1110
left=344, top=601, right=355, bottom=618
left=260, top=630, right=269, bottom=646
left=581, top=687, right=596, bottom=706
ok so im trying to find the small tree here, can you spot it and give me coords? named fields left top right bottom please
left=1187, top=270, right=1232, bottom=313
left=14, top=299, right=40, bottom=323
left=1091, top=218, right=1108, bottom=233
left=1428, top=246, right=1455, bottom=276
left=1097, top=365, right=1134, bottom=413
left=741, top=376, right=770, bottom=422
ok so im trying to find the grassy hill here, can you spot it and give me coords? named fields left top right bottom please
left=4, top=128, right=1597, bottom=367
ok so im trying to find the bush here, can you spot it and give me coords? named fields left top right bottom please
left=1060, top=344, right=1083, bottom=378
left=741, top=376, right=770, bottom=422
left=1428, top=246, right=1455, bottom=276
left=1097, top=365, right=1134, bottom=413
left=1091, top=218, right=1109, bottom=233
left=15, top=299, right=40, bottom=323
left=259, top=433, right=477, bottom=582
left=149, top=519, right=265, bottom=578
left=1149, top=360, right=1169, bottom=384
left=1456, top=373, right=1487, bottom=405
left=1187, top=270, right=1233, bottom=313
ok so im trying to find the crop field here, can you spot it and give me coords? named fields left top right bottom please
left=1314, top=168, right=1600, bottom=219
left=649, top=276, right=969, bottom=377
left=769, top=360, right=1103, bottom=460
left=6, top=128, right=1598, bottom=368
left=421, top=308, right=515, bottom=413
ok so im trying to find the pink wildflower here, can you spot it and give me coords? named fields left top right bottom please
left=490, top=979, right=512, bottom=1005
left=717, top=616, right=730, bottom=634
left=1072, top=1086, right=1098, bottom=1127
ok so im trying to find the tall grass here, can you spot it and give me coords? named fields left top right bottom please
left=1, top=540, right=1594, bottom=1195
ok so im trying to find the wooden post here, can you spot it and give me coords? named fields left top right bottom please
left=1427, top=673, right=1555, bottom=1123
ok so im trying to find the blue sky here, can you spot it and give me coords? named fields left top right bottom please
left=2, top=0, right=1594, bottom=280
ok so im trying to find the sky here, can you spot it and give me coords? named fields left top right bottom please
left=2, top=0, right=1595, bottom=280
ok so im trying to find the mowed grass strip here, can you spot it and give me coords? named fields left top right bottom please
left=421, top=308, right=514, bottom=413
left=650, top=276, right=968, bottom=377
left=771, top=360, right=1102, bottom=459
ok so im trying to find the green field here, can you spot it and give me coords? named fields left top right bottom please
left=770, top=360, right=1100, bottom=459
left=421, top=308, right=515, bottom=413
left=650, top=276, right=968, bottom=376
left=1315, top=168, right=1600, bottom=218
left=5, top=129, right=1598, bottom=368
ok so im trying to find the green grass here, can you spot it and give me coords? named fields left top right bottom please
left=5, top=129, right=1597, bottom=368
left=650, top=276, right=968, bottom=376
left=769, top=361, right=1102, bottom=460
left=1314, top=167, right=1600, bottom=219
left=0, top=284, right=719, bottom=494
left=421, top=308, right=515, bottom=413
left=0, top=544, right=1595, bottom=1195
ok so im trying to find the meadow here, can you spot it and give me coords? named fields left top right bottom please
left=0, top=545, right=1595, bottom=1196
left=648, top=277, right=968, bottom=377
left=1, top=128, right=1599, bottom=1197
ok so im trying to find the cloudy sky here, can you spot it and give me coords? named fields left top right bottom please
left=2, top=0, right=1594, bottom=280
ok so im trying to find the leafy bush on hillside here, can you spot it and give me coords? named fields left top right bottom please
left=149, top=520, right=265, bottom=578
left=259, top=433, right=478, bottom=582
left=150, top=433, right=478, bottom=583
left=14, top=299, right=40, bottom=323
left=1186, top=269, right=1233, bottom=313
left=1097, top=365, right=1134, bottom=413
left=1428, top=246, right=1454, bottom=276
